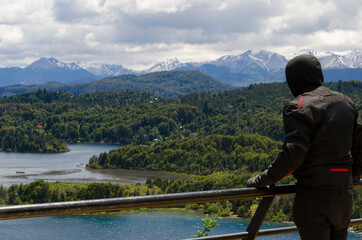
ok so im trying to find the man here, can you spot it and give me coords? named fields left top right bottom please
left=246, top=54, right=362, bottom=240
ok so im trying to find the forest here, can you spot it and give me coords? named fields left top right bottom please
left=0, top=80, right=359, bottom=153
left=88, top=133, right=282, bottom=174
left=0, top=80, right=360, bottom=222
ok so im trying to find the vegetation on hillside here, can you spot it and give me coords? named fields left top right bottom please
left=0, top=80, right=359, bottom=153
left=0, top=71, right=235, bottom=98
left=87, top=134, right=281, bottom=175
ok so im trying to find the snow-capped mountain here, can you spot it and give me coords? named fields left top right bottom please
left=25, top=57, right=134, bottom=77
left=147, top=49, right=362, bottom=73
left=26, top=57, right=83, bottom=71
left=0, top=50, right=360, bottom=88
left=339, top=50, right=362, bottom=68
left=144, top=48, right=362, bottom=76
left=209, top=50, right=287, bottom=73
left=287, top=49, right=332, bottom=59
left=76, top=62, right=133, bottom=77
left=143, top=49, right=362, bottom=86
left=0, top=57, right=97, bottom=86
left=288, top=49, right=362, bottom=69
left=145, top=58, right=186, bottom=73
left=249, top=50, right=287, bottom=72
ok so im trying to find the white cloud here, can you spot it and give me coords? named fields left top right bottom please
left=0, top=0, right=361, bottom=69
left=0, top=25, right=24, bottom=43
left=305, top=30, right=362, bottom=50
left=134, top=0, right=191, bottom=13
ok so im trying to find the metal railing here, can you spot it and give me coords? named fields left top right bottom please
left=0, top=181, right=361, bottom=240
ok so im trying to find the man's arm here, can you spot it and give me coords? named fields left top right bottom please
left=352, top=119, right=362, bottom=182
left=247, top=103, right=310, bottom=188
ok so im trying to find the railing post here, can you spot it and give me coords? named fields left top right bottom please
left=245, top=196, right=275, bottom=240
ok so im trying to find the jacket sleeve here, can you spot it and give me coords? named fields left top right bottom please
left=352, top=117, right=362, bottom=182
left=258, top=103, right=310, bottom=186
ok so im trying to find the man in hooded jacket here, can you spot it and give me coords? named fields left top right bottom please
left=246, top=54, right=362, bottom=240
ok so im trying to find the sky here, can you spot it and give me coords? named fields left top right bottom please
left=0, top=0, right=361, bottom=70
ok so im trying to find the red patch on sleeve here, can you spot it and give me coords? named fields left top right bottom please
left=279, top=170, right=294, bottom=181
left=298, top=97, right=305, bottom=109
left=285, top=170, right=294, bottom=176
left=329, top=168, right=348, bottom=172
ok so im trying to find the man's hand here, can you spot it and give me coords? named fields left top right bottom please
left=246, top=175, right=263, bottom=188
left=247, top=169, right=276, bottom=188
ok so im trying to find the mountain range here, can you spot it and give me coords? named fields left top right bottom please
left=0, top=49, right=361, bottom=88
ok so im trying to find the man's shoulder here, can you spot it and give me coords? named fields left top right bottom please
left=317, top=86, right=355, bottom=106
left=309, top=86, right=351, bottom=99
left=292, top=86, right=357, bottom=113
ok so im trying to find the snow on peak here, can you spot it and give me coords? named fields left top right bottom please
left=287, top=49, right=333, bottom=60
left=26, top=57, right=83, bottom=71
left=147, top=58, right=185, bottom=72
left=25, top=58, right=132, bottom=76
left=212, top=50, right=287, bottom=73
left=22, top=50, right=362, bottom=78
left=285, top=49, right=362, bottom=69
left=339, top=50, right=362, bottom=68
left=76, top=62, right=132, bottom=76
left=26, top=57, right=61, bottom=70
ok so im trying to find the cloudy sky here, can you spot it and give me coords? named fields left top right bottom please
left=0, top=0, right=361, bottom=69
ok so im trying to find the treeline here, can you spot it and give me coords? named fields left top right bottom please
left=87, top=134, right=282, bottom=175
left=0, top=89, right=160, bottom=108
left=0, top=180, right=161, bottom=205
left=0, top=124, right=68, bottom=152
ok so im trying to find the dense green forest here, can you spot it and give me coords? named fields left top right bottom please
left=0, top=80, right=359, bottom=153
left=88, top=134, right=282, bottom=174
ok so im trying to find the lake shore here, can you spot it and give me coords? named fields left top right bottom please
left=88, top=168, right=191, bottom=183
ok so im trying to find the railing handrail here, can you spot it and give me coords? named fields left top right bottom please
left=0, top=181, right=360, bottom=220
left=0, top=184, right=295, bottom=220
left=0, top=181, right=360, bottom=240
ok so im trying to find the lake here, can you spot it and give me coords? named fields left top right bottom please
left=0, top=143, right=120, bottom=186
left=0, top=210, right=361, bottom=240
left=0, top=143, right=186, bottom=186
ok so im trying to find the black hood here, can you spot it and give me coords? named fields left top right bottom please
left=285, top=54, right=324, bottom=97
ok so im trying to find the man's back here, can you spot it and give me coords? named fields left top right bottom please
left=291, top=86, right=357, bottom=186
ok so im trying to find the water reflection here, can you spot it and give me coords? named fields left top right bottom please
left=0, top=143, right=119, bottom=186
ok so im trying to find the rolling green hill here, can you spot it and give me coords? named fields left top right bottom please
left=0, top=71, right=235, bottom=98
